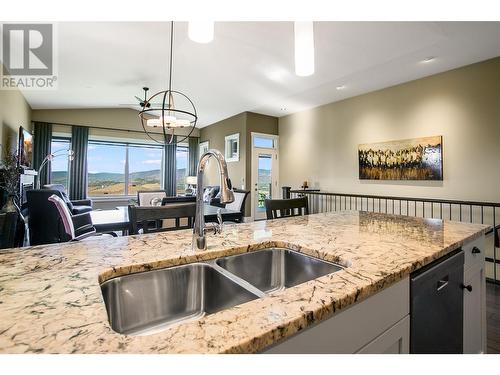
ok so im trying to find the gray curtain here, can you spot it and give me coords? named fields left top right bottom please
left=69, top=126, right=89, bottom=200
left=188, top=137, right=199, bottom=176
left=32, top=122, right=52, bottom=187
left=164, top=136, right=177, bottom=197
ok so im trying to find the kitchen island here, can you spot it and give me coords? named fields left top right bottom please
left=0, top=211, right=488, bottom=353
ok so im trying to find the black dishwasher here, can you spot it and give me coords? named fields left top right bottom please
left=410, top=249, right=464, bottom=353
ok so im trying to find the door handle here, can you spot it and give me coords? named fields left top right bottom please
left=461, top=284, right=473, bottom=292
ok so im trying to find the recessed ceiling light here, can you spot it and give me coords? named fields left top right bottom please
left=422, top=57, right=435, bottom=63
left=188, top=21, right=214, bottom=43
left=280, top=107, right=287, bottom=111
left=336, top=85, right=346, bottom=90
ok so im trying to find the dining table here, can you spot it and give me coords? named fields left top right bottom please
left=90, top=204, right=241, bottom=234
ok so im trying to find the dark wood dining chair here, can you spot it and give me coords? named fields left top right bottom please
left=495, top=226, right=499, bottom=248
left=161, top=196, right=196, bottom=205
left=128, top=203, right=196, bottom=235
left=161, top=197, right=197, bottom=227
left=265, top=197, right=309, bottom=220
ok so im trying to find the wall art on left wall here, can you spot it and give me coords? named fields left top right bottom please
left=358, top=136, right=443, bottom=180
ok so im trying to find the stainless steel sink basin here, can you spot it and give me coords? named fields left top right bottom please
left=101, top=263, right=260, bottom=335
left=215, top=248, right=343, bottom=293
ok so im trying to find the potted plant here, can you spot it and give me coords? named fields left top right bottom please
left=0, top=149, right=21, bottom=213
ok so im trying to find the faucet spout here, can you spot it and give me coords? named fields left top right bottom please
left=193, top=149, right=234, bottom=251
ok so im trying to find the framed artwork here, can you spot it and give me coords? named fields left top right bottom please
left=358, top=136, right=443, bottom=180
left=199, top=141, right=209, bottom=159
left=224, top=133, right=240, bottom=162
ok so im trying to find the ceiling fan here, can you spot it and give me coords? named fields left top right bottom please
left=119, top=87, right=160, bottom=109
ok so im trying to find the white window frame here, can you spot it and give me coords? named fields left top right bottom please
left=199, top=140, right=209, bottom=158
left=252, top=132, right=279, bottom=150
left=175, top=142, right=190, bottom=195
left=224, top=133, right=240, bottom=162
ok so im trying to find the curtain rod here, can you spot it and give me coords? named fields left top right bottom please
left=33, top=121, right=200, bottom=139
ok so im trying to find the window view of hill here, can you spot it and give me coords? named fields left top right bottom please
left=50, top=142, right=189, bottom=196
left=87, top=168, right=165, bottom=196
left=51, top=171, right=69, bottom=186
left=51, top=168, right=187, bottom=196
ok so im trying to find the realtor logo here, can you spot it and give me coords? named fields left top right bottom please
left=1, top=23, right=57, bottom=89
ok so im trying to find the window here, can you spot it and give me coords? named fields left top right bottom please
left=253, top=135, right=275, bottom=148
left=176, top=144, right=189, bottom=195
left=224, top=133, right=240, bottom=162
left=50, top=138, right=71, bottom=189
left=87, top=142, right=127, bottom=196
left=128, top=145, right=162, bottom=195
left=86, top=140, right=186, bottom=197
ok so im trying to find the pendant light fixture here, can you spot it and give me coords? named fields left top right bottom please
left=294, top=21, right=315, bottom=77
left=138, top=21, right=197, bottom=145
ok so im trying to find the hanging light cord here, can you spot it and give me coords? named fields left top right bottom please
left=164, top=20, right=175, bottom=143
left=138, top=20, right=197, bottom=146
left=168, top=20, right=173, bottom=94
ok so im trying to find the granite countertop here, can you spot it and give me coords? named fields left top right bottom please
left=0, top=211, right=489, bottom=353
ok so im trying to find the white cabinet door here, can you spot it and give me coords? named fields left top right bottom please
left=263, top=278, right=409, bottom=354
left=356, top=316, right=410, bottom=354
left=463, top=266, right=486, bottom=354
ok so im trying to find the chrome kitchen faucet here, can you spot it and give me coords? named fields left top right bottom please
left=193, top=149, right=234, bottom=250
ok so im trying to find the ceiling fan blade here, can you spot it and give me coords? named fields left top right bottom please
left=118, top=103, right=143, bottom=107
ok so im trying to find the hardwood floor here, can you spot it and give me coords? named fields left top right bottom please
left=487, top=281, right=500, bottom=354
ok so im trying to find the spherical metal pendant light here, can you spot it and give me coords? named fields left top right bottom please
left=138, top=21, right=197, bottom=145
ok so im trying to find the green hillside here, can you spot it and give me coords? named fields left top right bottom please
left=52, top=169, right=165, bottom=184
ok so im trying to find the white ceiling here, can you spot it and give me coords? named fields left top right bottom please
left=19, top=21, right=500, bottom=127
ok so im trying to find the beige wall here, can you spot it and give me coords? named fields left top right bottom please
left=0, top=87, right=32, bottom=155
left=279, top=57, right=500, bottom=202
left=32, top=108, right=200, bottom=142
left=200, top=112, right=247, bottom=188
left=200, top=111, right=278, bottom=216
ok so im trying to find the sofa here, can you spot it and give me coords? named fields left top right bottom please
left=204, top=187, right=249, bottom=223
left=203, top=185, right=221, bottom=206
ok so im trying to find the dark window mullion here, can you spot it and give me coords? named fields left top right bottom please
left=124, top=145, right=129, bottom=196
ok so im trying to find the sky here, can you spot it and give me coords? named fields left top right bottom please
left=50, top=140, right=71, bottom=172
left=254, top=137, right=274, bottom=171
left=258, top=156, right=272, bottom=171
left=51, top=141, right=188, bottom=174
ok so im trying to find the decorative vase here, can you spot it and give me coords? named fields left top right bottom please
left=1, top=195, right=18, bottom=213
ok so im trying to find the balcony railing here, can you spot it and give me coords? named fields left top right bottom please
left=284, top=187, right=500, bottom=284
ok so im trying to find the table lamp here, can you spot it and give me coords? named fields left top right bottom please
left=185, top=176, right=197, bottom=196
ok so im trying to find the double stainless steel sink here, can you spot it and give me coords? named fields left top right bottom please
left=101, top=248, right=342, bottom=335
left=216, top=248, right=342, bottom=293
